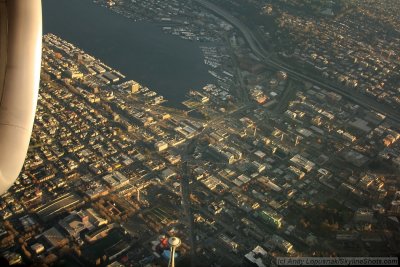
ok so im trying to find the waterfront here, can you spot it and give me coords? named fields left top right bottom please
left=43, top=0, right=214, bottom=108
left=3, top=1, right=400, bottom=266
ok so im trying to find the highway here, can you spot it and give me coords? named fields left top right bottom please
left=194, top=0, right=400, bottom=125
left=181, top=161, right=197, bottom=267
left=194, top=0, right=267, bottom=59
left=273, top=80, right=296, bottom=114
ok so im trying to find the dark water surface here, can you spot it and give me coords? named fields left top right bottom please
left=43, top=0, right=214, bottom=107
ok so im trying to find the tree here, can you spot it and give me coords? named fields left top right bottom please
left=41, top=72, right=51, bottom=82
left=21, top=244, right=32, bottom=259
left=43, top=253, right=58, bottom=265
left=74, top=247, right=82, bottom=257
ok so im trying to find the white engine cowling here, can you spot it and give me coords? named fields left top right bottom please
left=0, top=0, right=42, bottom=194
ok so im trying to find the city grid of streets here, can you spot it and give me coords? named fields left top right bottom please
left=1, top=0, right=400, bottom=266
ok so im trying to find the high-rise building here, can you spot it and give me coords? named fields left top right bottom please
left=130, top=82, right=140, bottom=93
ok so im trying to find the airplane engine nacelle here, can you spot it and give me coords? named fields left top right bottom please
left=0, top=0, right=42, bottom=194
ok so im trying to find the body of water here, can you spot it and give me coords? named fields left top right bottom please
left=43, top=0, right=214, bottom=108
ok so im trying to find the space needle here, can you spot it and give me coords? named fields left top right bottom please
left=168, top=236, right=181, bottom=267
